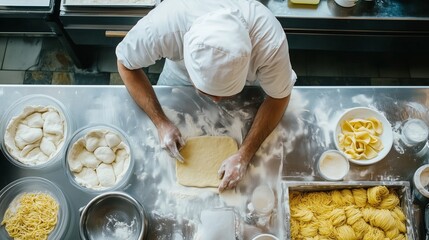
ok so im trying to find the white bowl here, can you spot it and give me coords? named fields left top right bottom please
left=317, top=150, right=350, bottom=180
left=334, top=107, right=393, bottom=165
left=334, top=0, right=358, bottom=7
left=252, top=234, right=280, bottom=240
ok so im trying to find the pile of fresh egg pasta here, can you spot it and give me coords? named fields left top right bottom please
left=289, top=186, right=407, bottom=239
left=338, top=117, right=384, bottom=160
left=1, top=192, right=59, bottom=240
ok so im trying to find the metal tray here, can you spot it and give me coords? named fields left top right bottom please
left=62, top=0, right=155, bottom=8
left=281, top=181, right=416, bottom=239
left=0, top=0, right=51, bottom=7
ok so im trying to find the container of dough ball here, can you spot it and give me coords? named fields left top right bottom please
left=0, top=94, right=73, bottom=170
left=64, top=123, right=134, bottom=194
left=0, top=177, right=70, bottom=240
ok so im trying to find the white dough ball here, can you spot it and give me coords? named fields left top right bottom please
left=16, top=124, right=43, bottom=144
left=25, top=112, right=44, bottom=128
left=75, top=167, right=99, bottom=188
left=105, top=132, right=122, bottom=148
left=94, top=146, right=115, bottom=164
left=96, top=163, right=116, bottom=187
left=42, top=111, right=63, bottom=136
left=40, top=137, right=57, bottom=156
left=79, top=150, right=101, bottom=169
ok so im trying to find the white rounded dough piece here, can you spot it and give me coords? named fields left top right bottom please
left=24, top=112, right=44, bottom=128
left=96, top=163, right=116, bottom=187
left=68, top=128, right=131, bottom=190
left=16, top=124, right=43, bottom=144
left=113, top=149, right=129, bottom=177
left=4, top=105, right=66, bottom=166
left=20, top=143, right=39, bottom=157
left=84, top=131, right=107, bottom=152
left=42, top=111, right=63, bottom=136
left=75, top=167, right=99, bottom=188
left=40, top=137, right=56, bottom=156
left=68, top=155, right=83, bottom=173
left=79, top=150, right=101, bottom=169
left=69, top=139, right=100, bottom=169
left=105, top=132, right=121, bottom=148
left=94, top=146, right=115, bottom=164
left=13, top=134, right=27, bottom=150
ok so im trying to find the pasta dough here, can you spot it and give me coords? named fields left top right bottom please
left=338, top=117, right=384, bottom=160
left=176, top=136, right=238, bottom=187
left=4, top=105, right=66, bottom=166
left=68, top=128, right=131, bottom=190
left=289, top=186, right=407, bottom=240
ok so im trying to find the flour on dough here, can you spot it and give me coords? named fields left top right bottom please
left=176, top=136, right=238, bottom=188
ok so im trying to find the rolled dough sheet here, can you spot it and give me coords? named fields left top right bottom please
left=176, top=136, right=238, bottom=187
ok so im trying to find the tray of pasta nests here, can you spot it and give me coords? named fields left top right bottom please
left=281, top=181, right=416, bottom=240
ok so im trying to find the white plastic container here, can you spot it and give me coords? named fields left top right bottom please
left=334, top=0, right=358, bottom=7
left=251, top=185, right=275, bottom=215
left=0, top=177, right=70, bottom=239
left=252, top=234, right=280, bottom=240
left=401, top=119, right=429, bottom=147
left=64, top=123, right=134, bottom=194
left=317, top=150, right=350, bottom=181
left=413, top=164, right=429, bottom=204
left=0, top=94, right=73, bottom=170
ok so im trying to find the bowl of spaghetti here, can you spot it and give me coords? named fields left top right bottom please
left=334, top=107, right=393, bottom=165
left=0, top=177, right=69, bottom=240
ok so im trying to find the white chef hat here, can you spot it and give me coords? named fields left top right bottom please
left=183, top=8, right=251, bottom=97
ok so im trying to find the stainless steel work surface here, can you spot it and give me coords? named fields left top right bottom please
left=0, top=85, right=284, bottom=239
left=0, top=85, right=428, bottom=239
left=281, top=86, right=428, bottom=181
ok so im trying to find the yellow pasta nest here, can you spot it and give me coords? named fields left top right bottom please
left=289, top=186, right=407, bottom=240
left=338, top=117, right=384, bottom=160
left=1, top=192, right=59, bottom=240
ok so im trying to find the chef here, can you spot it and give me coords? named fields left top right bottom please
left=116, top=0, right=296, bottom=192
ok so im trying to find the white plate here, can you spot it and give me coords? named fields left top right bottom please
left=334, top=107, right=393, bottom=165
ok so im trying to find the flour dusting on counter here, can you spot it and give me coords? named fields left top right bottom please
left=134, top=88, right=284, bottom=238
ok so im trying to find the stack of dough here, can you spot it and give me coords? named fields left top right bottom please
left=338, top=117, right=384, bottom=160
left=67, top=129, right=131, bottom=190
left=4, top=105, right=66, bottom=166
left=289, top=186, right=407, bottom=240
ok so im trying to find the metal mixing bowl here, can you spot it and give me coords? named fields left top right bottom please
left=79, top=191, right=148, bottom=240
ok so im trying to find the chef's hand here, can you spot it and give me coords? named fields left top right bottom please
left=218, top=153, right=249, bottom=192
left=158, top=122, right=185, bottom=162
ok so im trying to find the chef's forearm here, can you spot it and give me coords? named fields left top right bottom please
left=239, top=94, right=290, bottom=163
left=117, top=61, right=170, bottom=127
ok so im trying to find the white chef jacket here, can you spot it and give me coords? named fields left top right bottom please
left=116, top=0, right=296, bottom=99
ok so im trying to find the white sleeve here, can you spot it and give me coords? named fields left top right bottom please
left=115, top=16, right=161, bottom=70
left=116, top=0, right=186, bottom=70
left=257, top=39, right=297, bottom=99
